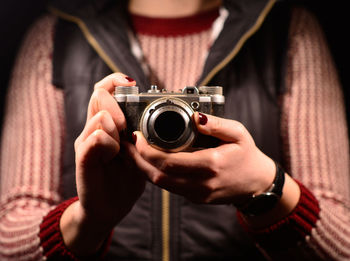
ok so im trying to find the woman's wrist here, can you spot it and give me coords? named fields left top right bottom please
left=239, top=174, right=301, bottom=229
left=60, top=200, right=114, bottom=257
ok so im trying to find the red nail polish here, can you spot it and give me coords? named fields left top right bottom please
left=125, top=76, right=135, bottom=82
left=132, top=132, right=137, bottom=144
left=198, top=113, right=208, bottom=125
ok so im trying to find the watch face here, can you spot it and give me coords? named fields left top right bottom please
left=241, top=192, right=280, bottom=216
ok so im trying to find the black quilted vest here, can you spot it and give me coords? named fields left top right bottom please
left=51, top=0, right=290, bottom=259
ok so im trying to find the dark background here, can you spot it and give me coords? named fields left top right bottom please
left=0, top=0, right=349, bottom=134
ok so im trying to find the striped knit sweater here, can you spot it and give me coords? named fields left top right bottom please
left=0, top=7, right=349, bottom=260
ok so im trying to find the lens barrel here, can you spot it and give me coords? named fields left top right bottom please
left=140, top=97, right=195, bottom=152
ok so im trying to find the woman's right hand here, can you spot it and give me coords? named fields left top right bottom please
left=60, top=73, right=146, bottom=256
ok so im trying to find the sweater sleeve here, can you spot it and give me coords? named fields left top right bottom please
left=0, top=15, right=80, bottom=260
left=0, top=15, right=112, bottom=260
left=283, top=8, right=350, bottom=260
left=239, top=7, right=350, bottom=260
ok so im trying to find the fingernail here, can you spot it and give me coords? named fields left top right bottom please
left=132, top=132, right=137, bottom=144
left=198, top=113, right=208, bottom=125
left=125, top=76, right=135, bottom=82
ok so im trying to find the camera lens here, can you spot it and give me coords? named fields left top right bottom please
left=154, top=111, right=185, bottom=142
left=140, top=97, right=196, bottom=152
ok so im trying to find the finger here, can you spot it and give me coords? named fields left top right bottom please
left=124, top=139, right=195, bottom=190
left=126, top=136, right=217, bottom=202
left=94, top=73, right=135, bottom=93
left=193, top=112, right=253, bottom=143
left=133, top=131, right=217, bottom=176
left=121, top=140, right=164, bottom=180
left=76, top=129, right=120, bottom=168
left=125, top=139, right=213, bottom=200
left=87, top=88, right=126, bottom=132
left=76, top=110, right=119, bottom=148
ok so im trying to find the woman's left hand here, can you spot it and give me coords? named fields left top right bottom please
left=133, top=112, right=277, bottom=205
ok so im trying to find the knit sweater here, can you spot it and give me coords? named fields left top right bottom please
left=0, top=7, right=349, bottom=261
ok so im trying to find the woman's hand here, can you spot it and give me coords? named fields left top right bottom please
left=133, top=112, right=300, bottom=226
left=60, top=73, right=146, bottom=256
left=133, top=112, right=276, bottom=204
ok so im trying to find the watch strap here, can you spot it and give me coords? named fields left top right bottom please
left=271, top=162, right=285, bottom=197
left=237, top=161, right=285, bottom=216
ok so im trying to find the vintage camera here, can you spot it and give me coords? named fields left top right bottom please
left=114, top=85, right=225, bottom=152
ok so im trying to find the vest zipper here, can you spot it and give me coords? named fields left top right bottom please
left=162, top=190, right=170, bottom=261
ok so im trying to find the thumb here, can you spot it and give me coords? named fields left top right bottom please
left=193, top=112, right=252, bottom=143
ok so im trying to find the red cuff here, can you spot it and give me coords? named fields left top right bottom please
left=237, top=180, right=320, bottom=249
left=39, top=197, right=114, bottom=260
left=39, top=197, right=80, bottom=260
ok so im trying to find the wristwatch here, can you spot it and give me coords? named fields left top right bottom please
left=238, top=162, right=285, bottom=217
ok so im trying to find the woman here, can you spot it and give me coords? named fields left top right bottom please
left=0, top=0, right=349, bottom=260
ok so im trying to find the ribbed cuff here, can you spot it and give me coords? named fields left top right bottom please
left=39, top=197, right=80, bottom=260
left=237, top=180, right=320, bottom=249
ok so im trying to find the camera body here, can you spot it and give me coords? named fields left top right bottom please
left=114, top=85, right=225, bottom=152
